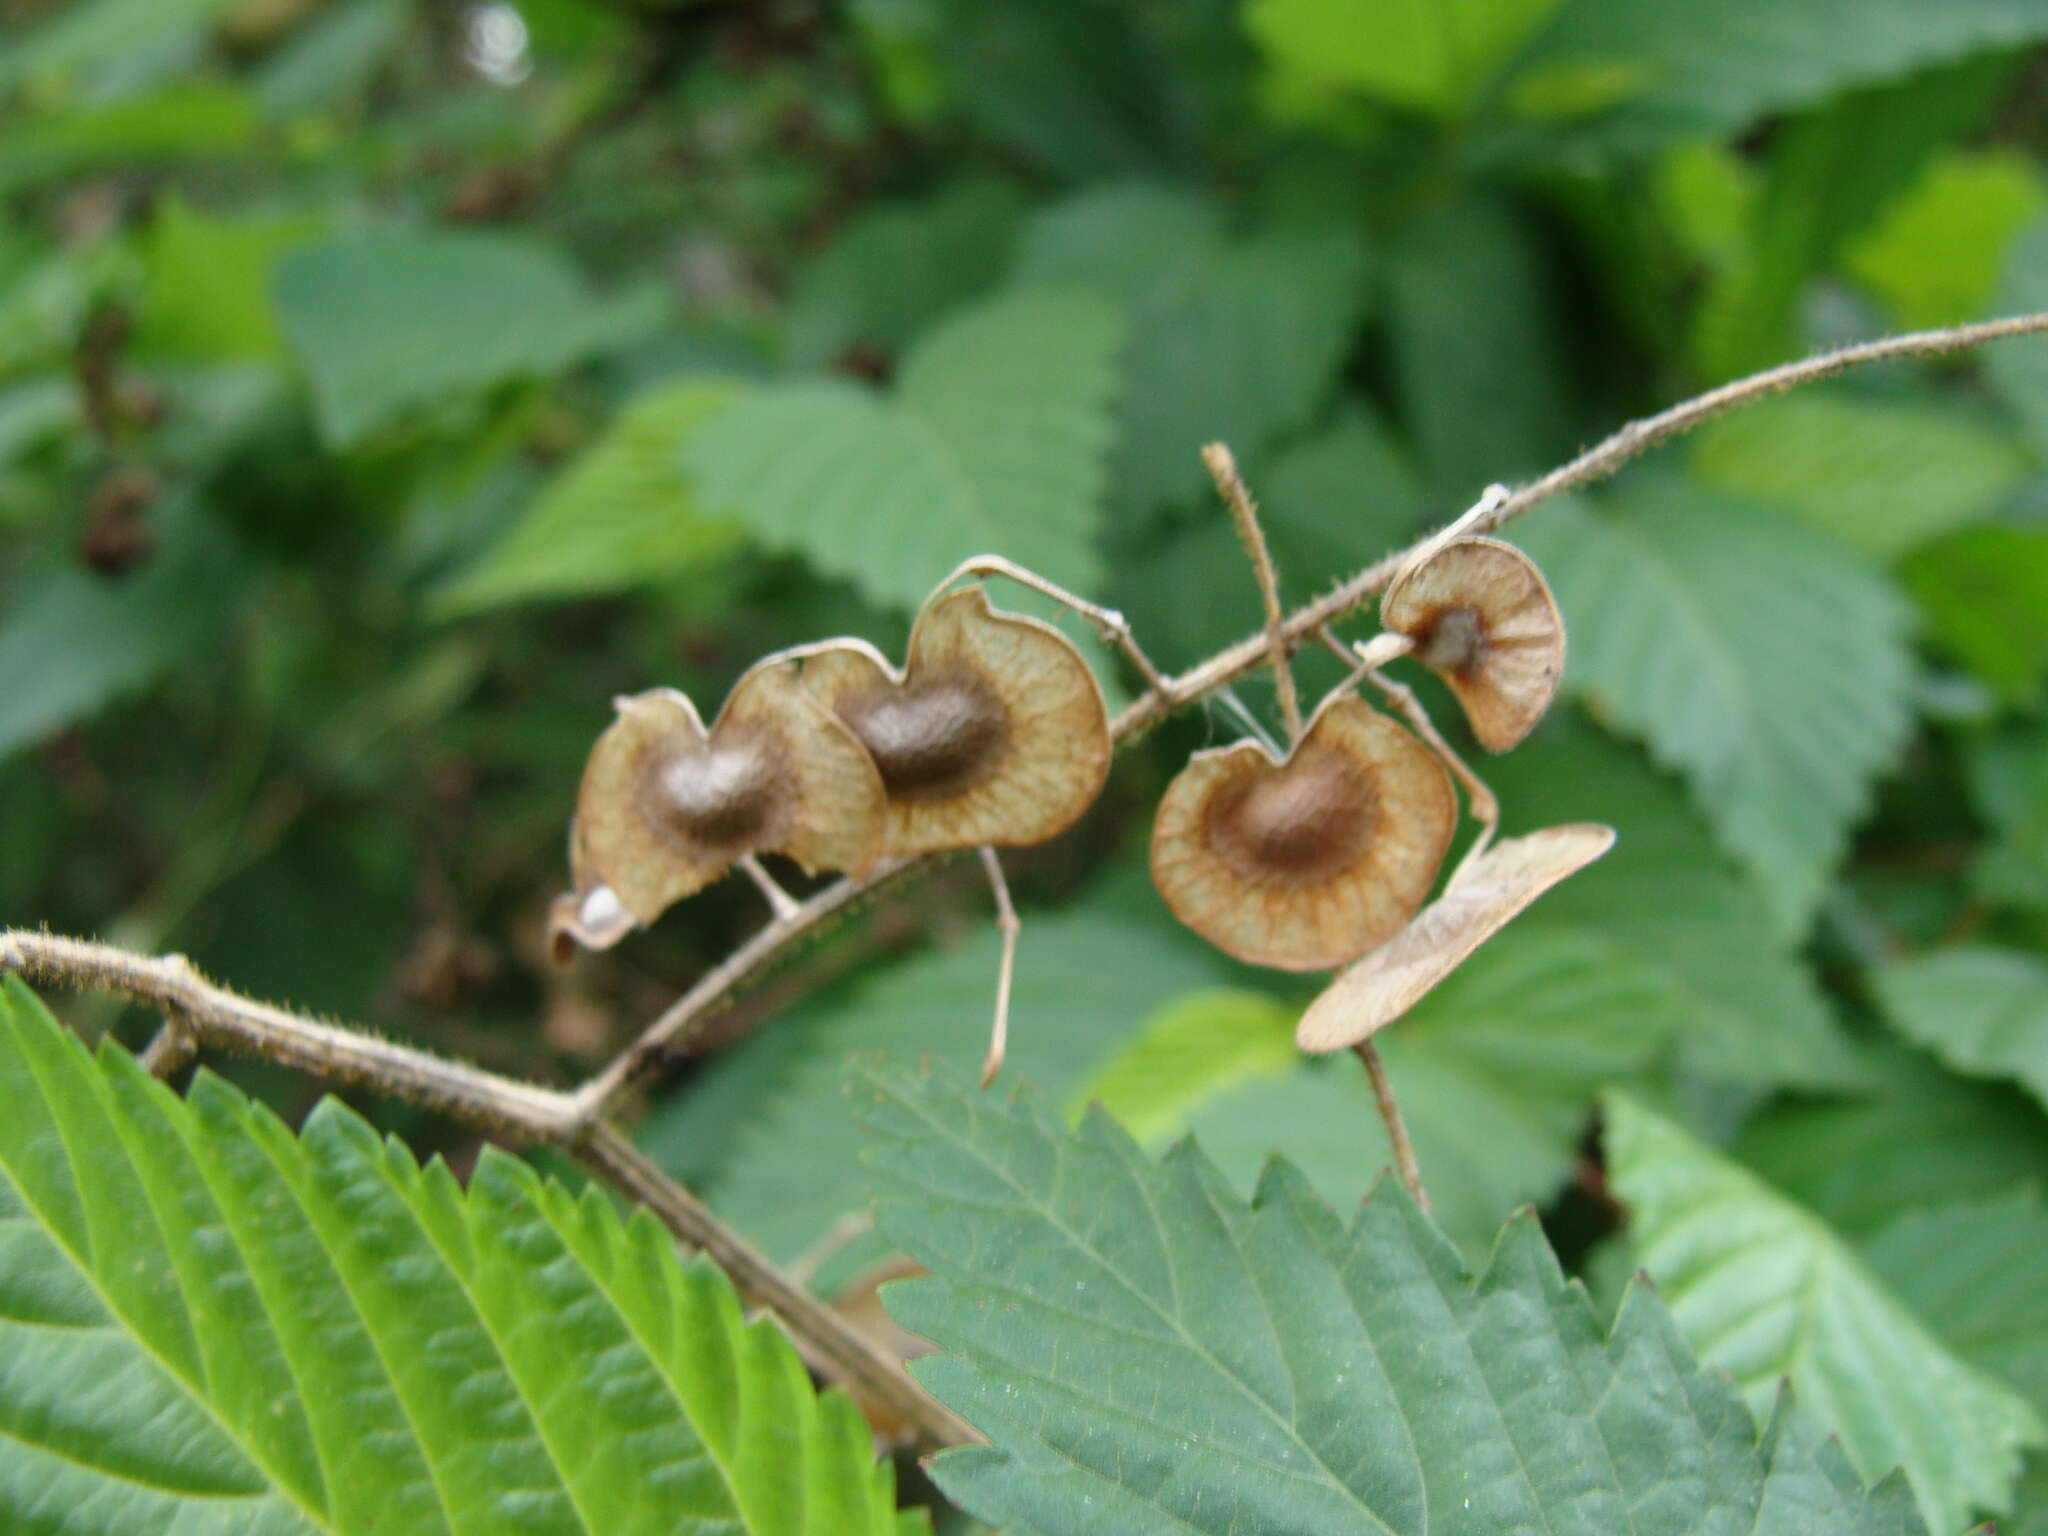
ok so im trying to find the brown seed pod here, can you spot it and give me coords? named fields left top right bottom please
left=1295, top=822, right=1616, bottom=1052
left=796, top=585, right=1111, bottom=856
left=1150, top=692, right=1457, bottom=972
left=1379, top=536, right=1564, bottom=752
left=553, top=669, right=887, bottom=955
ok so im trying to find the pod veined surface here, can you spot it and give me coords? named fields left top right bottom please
left=557, top=668, right=886, bottom=952
left=1295, top=821, right=1617, bottom=1051
left=797, top=585, right=1111, bottom=856
left=1380, top=536, right=1564, bottom=752
left=1150, top=692, right=1457, bottom=972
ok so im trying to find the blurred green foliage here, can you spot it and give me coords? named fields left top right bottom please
left=5, top=0, right=2048, bottom=1525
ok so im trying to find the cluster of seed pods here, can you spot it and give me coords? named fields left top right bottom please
left=551, top=474, right=1614, bottom=1084
left=1147, top=496, right=1615, bottom=1054
left=551, top=565, right=1114, bottom=1083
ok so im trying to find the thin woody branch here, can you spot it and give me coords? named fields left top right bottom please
left=0, top=927, right=968, bottom=1450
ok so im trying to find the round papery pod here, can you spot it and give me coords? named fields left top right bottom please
left=561, top=672, right=887, bottom=945
left=1294, top=822, right=1617, bottom=1052
left=1150, top=692, right=1457, bottom=972
left=796, top=585, right=1111, bottom=856
left=1380, top=535, right=1564, bottom=752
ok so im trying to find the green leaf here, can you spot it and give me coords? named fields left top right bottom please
left=932, top=0, right=1195, bottom=182
left=683, top=288, right=1122, bottom=612
left=1989, top=216, right=2048, bottom=454
left=1845, top=148, right=2048, bottom=330
left=1065, top=987, right=1299, bottom=1142
left=1383, top=197, right=1572, bottom=492
left=1519, top=480, right=1915, bottom=934
left=135, top=196, right=323, bottom=363
left=1248, top=0, right=1563, bottom=117
left=1173, top=924, right=1686, bottom=1254
left=1873, top=946, right=2048, bottom=1113
left=1734, top=1040, right=2048, bottom=1238
left=1483, top=717, right=1868, bottom=1088
left=1690, top=392, right=2031, bottom=558
left=1861, top=1187, right=2048, bottom=1420
left=1015, top=186, right=1370, bottom=519
left=638, top=908, right=1228, bottom=1292
left=252, top=0, right=407, bottom=121
left=1498, top=0, right=2048, bottom=160
left=0, top=0, right=238, bottom=90
left=1605, top=1091, right=2044, bottom=1534
left=853, top=1057, right=1929, bottom=1535
left=274, top=230, right=666, bottom=447
left=0, top=85, right=257, bottom=192
left=1964, top=723, right=2048, bottom=910
left=435, top=379, right=748, bottom=614
left=785, top=180, right=1026, bottom=369
left=1902, top=523, right=2048, bottom=706
left=0, top=977, right=915, bottom=1535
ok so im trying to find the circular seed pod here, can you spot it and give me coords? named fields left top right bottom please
left=557, top=669, right=886, bottom=951
left=1380, top=536, right=1563, bottom=752
left=1150, top=692, right=1457, bottom=972
left=797, top=585, right=1111, bottom=856
left=1295, top=822, right=1616, bottom=1052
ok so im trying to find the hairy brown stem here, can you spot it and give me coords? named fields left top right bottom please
left=1203, top=441, right=1302, bottom=743
left=1354, top=1039, right=1430, bottom=1214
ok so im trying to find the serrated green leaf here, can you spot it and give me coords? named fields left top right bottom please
left=1846, top=148, right=2048, bottom=330
left=683, top=288, right=1121, bottom=612
left=1175, top=924, right=1685, bottom=1254
left=1065, top=987, right=1298, bottom=1142
left=1015, top=186, right=1370, bottom=519
left=275, top=230, right=666, bottom=447
left=1902, top=523, right=2048, bottom=706
left=638, top=907, right=1228, bottom=1293
left=1964, top=723, right=2048, bottom=910
left=1989, top=216, right=2048, bottom=454
left=852, top=1057, right=1929, bottom=1535
left=0, top=977, right=915, bottom=1535
left=1861, top=1187, right=2048, bottom=1420
left=1690, top=392, right=2030, bottom=558
left=1481, top=717, right=1867, bottom=1088
left=1873, top=945, right=2048, bottom=1112
left=1605, top=1091, right=2044, bottom=1534
left=1247, top=0, right=1564, bottom=117
left=1497, top=0, right=2048, bottom=161
left=435, top=379, right=747, bottom=614
left=1519, top=480, right=1915, bottom=935
left=785, top=180, right=1026, bottom=369
left=1734, top=1040, right=2048, bottom=1238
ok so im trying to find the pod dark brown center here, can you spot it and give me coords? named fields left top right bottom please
left=641, top=733, right=783, bottom=849
left=1415, top=604, right=1487, bottom=677
left=1207, top=747, right=1377, bottom=880
left=842, top=673, right=1006, bottom=800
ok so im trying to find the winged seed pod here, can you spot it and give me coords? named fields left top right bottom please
left=1151, top=691, right=1457, bottom=971
left=1294, top=822, right=1616, bottom=1052
left=550, top=670, right=886, bottom=961
left=793, top=584, right=1111, bottom=856
left=1379, top=535, right=1564, bottom=752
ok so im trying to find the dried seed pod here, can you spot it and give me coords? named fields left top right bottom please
left=554, top=670, right=886, bottom=954
left=797, top=585, right=1111, bottom=855
left=1150, top=692, right=1457, bottom=971
left=1295, top=822, right=1616, bottom=1052
left=1379, top=536, right=1563, bottom=752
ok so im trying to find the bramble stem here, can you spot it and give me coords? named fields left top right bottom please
left=1354, top=1039, right=1430, bottom=1214
left=1203, top=442, right=1302, bottom=744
